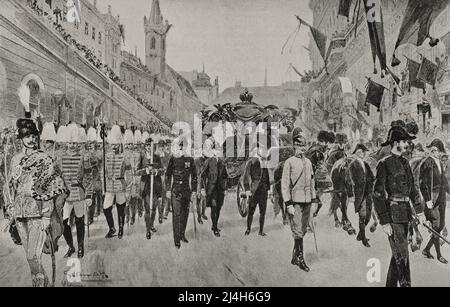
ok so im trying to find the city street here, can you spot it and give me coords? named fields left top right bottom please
left=1, top=193, right=449, bottom=287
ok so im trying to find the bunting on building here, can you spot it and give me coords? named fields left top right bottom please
left=417, top=57, right=440, bottom=89
left=392, top=0, right=450, bottom=67
left=365, top=79, right=385, bottom=111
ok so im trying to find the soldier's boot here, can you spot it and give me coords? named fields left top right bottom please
left=434, top=236, right=448, bottom=264
left=397, top=258, right=411, bottom=288
left=75, top=216, right=85, bottom=259
left=245, top=215, right=253, bottom=236
left=197, top=204, right=203, bottom=224
left=138, top=199, right=144, bottom=218
left=423, top=238, right=435, bottom=259
left=117, top=204, right=126, bottom=239
left=124, top=205, right=130, bottom=225
left=150, top=209, right=158, bottom=233
left=201, top=206, right=208, bottom=221
left=291, top=240, right=300, bottom=266
left=104, top=207, right=116, bottom=239
left=357, top=223, right=370, bottom=248
left=88, top=203, right=95, bottom=225
left=296, top=239, right=310, bottom=273
left=9, top=222, right=22, bottom=246
left=130, top=201, right=136, bottom=226
left=144, top=213, right=152, bottom=240
left=313, top=201, right=322, bottom=218
left=259, top=215, right=267, bottom=237
left=63, top=219, right=76, bottom=258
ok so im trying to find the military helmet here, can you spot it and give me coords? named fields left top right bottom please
left=87, top=127, right=97, bottom=143
left=108, top=125, right=123, bottom=145
left=41, top=122, right=57, bottom=142
left=123, top=129, right=134, bottom=145
left=56, top=125, right=69, bottom=144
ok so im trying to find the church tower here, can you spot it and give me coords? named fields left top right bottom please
left=144, top=0, right=171, bottom=78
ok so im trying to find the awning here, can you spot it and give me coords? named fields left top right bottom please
left=338, top=77, right=353, bottom=94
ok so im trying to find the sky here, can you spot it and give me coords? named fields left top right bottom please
left=96, top=0, right=313, bottom=91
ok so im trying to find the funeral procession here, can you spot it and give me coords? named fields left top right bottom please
left=1, top=0, right=450, bottom=288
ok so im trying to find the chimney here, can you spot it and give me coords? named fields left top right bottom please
left=108, top=5, right=112, bottom=14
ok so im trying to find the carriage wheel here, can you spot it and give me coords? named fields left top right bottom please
left=236, top=181, right=248, bottom=218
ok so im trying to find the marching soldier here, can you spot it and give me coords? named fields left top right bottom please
left=103, top=125, right=127, bottom=239
left=350, top=143, right=375, bottom=248
left=133, top=130, right=145, bottom=220
left=200, top=139, right=228, bottom=237
left=165, top=138, right=197, bottom=249
left=156, top=137, right=170, bottom=223
left=7, top=86, right=66, bottom=286
left=282, top=131, right=315, bottom=272
left=244, top=142, right=271, bottom=237
left=136, top=136, right=164, bottom=240
left=86, top=127, right=99, bottom=225
left=373, top=125, right=426, bottom=287
left=59, top=123, right=89, bottom=258
left=123, top=129, right=142, bottom=226
left=421, top=139, right=450, bottom=264
left=91, top=128, right=104, bottom=219
left=40, top=122, right=57, bottom=157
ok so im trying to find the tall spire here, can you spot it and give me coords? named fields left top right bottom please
left=264, top=66, right=268, bottom=87
left=149, top=0, right=162, bottom=25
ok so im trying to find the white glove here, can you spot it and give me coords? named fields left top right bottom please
left=245, top=191, right=252, bottom=198
left=42, top=217, right=51, bottom=231
left=382, top=224, right=393, bottom=237
left=426, top=201, right=434, bottom=209
left=417, top=213, right=427, bottom=225
left=166, top=191, right=172, bottom=199
left=201, top=189, right=206, bottom=198
left=287, top=205, right=296, bottom=216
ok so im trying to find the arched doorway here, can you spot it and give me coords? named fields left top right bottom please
left=20, top=73, right=45, bottom=117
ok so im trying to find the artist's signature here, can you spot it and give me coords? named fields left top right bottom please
left=62, top=271, right=124, bottom=287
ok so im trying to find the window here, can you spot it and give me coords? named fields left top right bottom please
left=162, top=92, right=165, bottom=99
left=85, top=22, right=89, bottom=35
left=99, top=32, right=102, bottom=44
left=151, top=37, right=156, bottom=50
left=92, top=27, right=96, bottom=40
left=74, top=19, right=79, bottom=29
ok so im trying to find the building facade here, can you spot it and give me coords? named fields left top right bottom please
left=0, top=0, right=170, bottom=133
left=179, top=68, right=219, bottom=107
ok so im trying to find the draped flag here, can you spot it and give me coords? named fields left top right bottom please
left=357, top=89, right=370, bottom=116
left=365, top=79, right=385, bottom=111
left=296, top=16, right=330, bottom=72
left=417, top=57, right=439, bottom=88
left=406, top=58, right=426, bottom=93
left=392, top=0, right=450, bottom=66
left=363, top=0, right=388, bottom=77
left=338, top=0, right=353, bottom=20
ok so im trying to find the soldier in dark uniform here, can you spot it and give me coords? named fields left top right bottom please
left=165, top=140, right=198, bottom=249
left=243, top=143, right=271, bottom=236
left=421, top=139, right=450, bottom=264
left=136, top=137, right=164, bottom=240
left=200, top=142, right=228, bottom=237
left=373, top=125, right=426, bottom=287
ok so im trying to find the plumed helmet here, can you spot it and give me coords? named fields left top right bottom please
left=123, top=129, right=134, bottom=145
left=406, top=121, right=419, bottom=136
left=381, top=126, right=415, bottom=147
left=66, top=123, right=80, bottom=143
left=87, top=127, right=97, bottom=143
left=56, top=125, right=69, bottom=143
left=141, top=131, right=150, bottom=144
left=317, top=130, right=328, bottom=143
left=327, top=131, right=336, bottom=144
left=78, top=127, right=87, bottom=144
left=335, top=133, right=348, bottom=145
left=427, top=139, right=446, bottom=154
left=133, top=130, right=143, bottom=144
left=41, top=122, right=57, bottom=142
left=108, top=125, right=123, bottom=145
